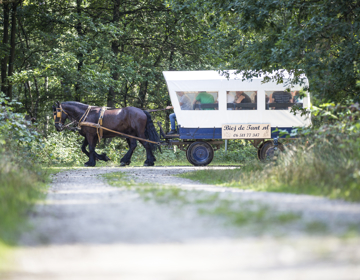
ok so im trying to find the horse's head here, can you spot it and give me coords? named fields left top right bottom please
left=52, top=101, right=69, bottom=132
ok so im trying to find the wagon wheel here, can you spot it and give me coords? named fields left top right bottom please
left=258, top=141, right=284, bottom=161
left=257, top=142, right=265, bottom=160
left=185, top=144, right=191, bottom=163
left=186, top=141, right=214, bottom=166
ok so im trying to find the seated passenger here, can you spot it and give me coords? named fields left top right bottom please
left=291, top=90, right=301, bottom=103
left=234, top=91, right=252, bottom=109
left=194, top=91, right=215, bottom=110
left=166, top=91, right=191, bottom=135
left=269, top=91, right=293, bottom=110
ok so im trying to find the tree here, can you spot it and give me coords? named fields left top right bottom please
left=169, top=0, right=360, bottom=102
left=1, top=0, right=216, bottom=134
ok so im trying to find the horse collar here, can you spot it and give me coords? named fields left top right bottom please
left=77, top=105, right=92, bottom=129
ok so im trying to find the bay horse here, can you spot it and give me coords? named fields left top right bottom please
left=52, top=101, right=159, bottom=167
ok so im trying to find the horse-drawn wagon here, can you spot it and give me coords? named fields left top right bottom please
left=160, top=70, right=311, bottom=166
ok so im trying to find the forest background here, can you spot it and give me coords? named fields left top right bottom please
left=1, top=0, right=360, bottom=246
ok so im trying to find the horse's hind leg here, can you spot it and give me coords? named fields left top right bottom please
left=96, top=152, right=110, bottom=162
left=83, top=136, right=110, bottom=162
left=140, top=140, right=156, bottom=166
left=120, top=138, right=137, bottom=166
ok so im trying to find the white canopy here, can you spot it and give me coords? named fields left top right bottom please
left=163, top=70, right=311, bottom=129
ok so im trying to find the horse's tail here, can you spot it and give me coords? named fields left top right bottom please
left=143, top=110, right=161, bottom=152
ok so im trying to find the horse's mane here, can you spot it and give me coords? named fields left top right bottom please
left=62, top=101, right=117, bottom=110
left=62, top=101, right=92, bottom=108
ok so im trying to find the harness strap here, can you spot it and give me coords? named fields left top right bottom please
left=77, top=105, right=92, bottom=129
left=97, top=107, right=106, bottom=142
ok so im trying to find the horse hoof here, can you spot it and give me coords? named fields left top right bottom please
left=120, top=162, right=130, bottom=167
left=143, top=163, right=154, bottom=167
left=84, top=162, right=95, bottom=167
left=101, top=153, right=110, bottom=162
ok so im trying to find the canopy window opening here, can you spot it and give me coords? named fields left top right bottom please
left=265, top=90, right=303, bottom=110
left=176, top=91, right=219, bottom=110
left=227, top=91, right=257, bottom=110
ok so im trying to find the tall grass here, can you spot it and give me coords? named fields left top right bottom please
left=0, top=153, right=45, bottom=244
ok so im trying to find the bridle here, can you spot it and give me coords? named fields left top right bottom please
left=53, top=104, right=77, bottom=131
left=53, top=104, right=68, bottom=125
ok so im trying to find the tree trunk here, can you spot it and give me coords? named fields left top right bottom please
left=7, top=2, right=19, bottom=100
left=137, top=80, right=148, bottom=109
left=33, top=76, right=40, bottom=121
left=74, top=0, right=83, bottom=102
left=107, top=0, right=121, bottom=108
left=1, top=3, right=10, bottom=96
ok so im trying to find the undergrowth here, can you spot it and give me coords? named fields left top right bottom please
left=37, top=131, right=256, bottom=167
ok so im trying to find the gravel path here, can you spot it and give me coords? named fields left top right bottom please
left=4, top=167, right=360, bottom=280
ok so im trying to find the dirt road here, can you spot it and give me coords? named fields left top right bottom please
left=4, top=167, right=360, bottom=280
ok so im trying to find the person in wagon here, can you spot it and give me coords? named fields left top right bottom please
left=166, top=91, right=192, bottom=135
left=269, top=91, right=293, bottom=109
left=234, top=91, right=252, bottom=109
left=193, top=91, right=215, bottom=110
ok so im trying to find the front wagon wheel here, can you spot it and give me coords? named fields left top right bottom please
left=186, top=141, right=214, bottom=166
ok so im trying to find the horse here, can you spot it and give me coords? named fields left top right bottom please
left=52, top=101, right=159, bottom=167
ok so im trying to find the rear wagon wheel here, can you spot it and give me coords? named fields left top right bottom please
left=258, top=141, right=284, bottom=161
left=186, top=141, right=214, bottom=166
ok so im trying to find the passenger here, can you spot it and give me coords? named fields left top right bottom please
left=194, top=91, right=215, bottom=110
left=269, top=91, right=293, bottom=110
left=166, top=91, right=191, bottom=135
left=291, top=90, right=301, bottom=103
left=234, top=91, right=252, bottom=110
left=227, top=92, right=235, bottom=110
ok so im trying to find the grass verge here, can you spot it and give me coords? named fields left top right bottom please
left=0, top=161, right=60, bottom=272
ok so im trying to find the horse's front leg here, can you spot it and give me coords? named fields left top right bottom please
left=84, top=135, right=97, bottom=167
left=120, top=138, right=137, bottom=166
left=81, top=138, right=90, bottom=157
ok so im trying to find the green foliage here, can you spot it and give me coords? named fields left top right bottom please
left=168, top=0, right=360, bottom=102
left=0, top=94, right=40, bottom=149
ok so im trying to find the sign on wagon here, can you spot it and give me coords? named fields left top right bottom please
left=222, top=124, right=271, bottom=139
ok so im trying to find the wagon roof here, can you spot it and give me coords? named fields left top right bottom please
left=163, top=70, right=306, bottom=82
